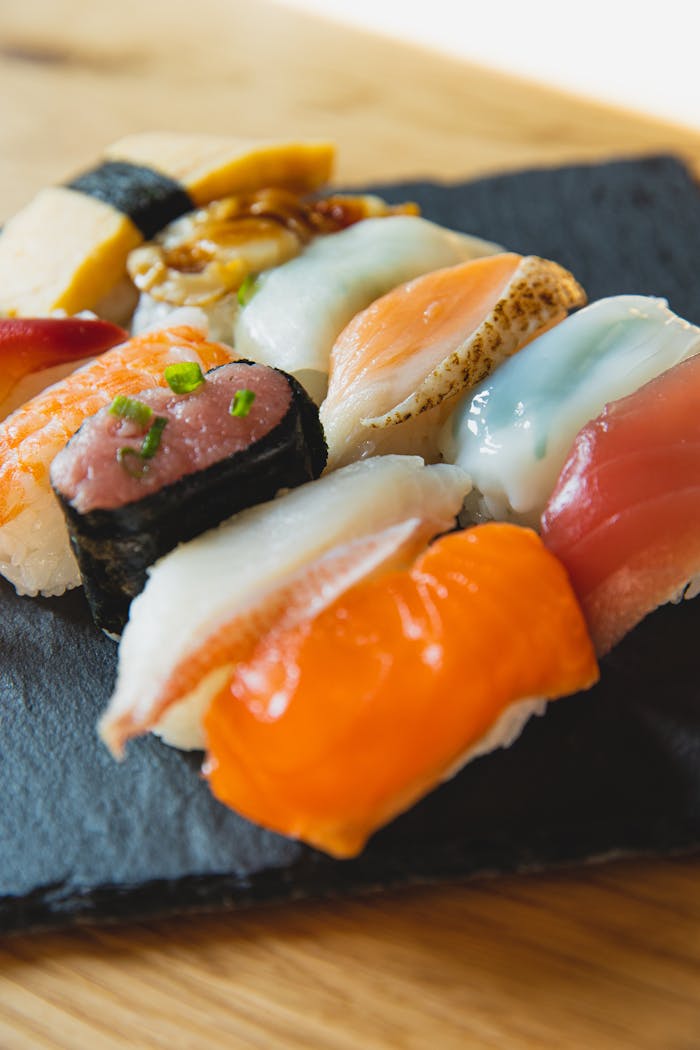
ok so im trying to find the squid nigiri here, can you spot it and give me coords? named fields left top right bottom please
left=320, top=254, right=585, bottom=469
left=204, top=523, right=599, bottom=858
left=0, top=317, right=127, bottom=420
left=100, top=455, right=470, bottom=754
left=443, top=295, right=700, bottom=527
left=0, top=322, right=234, bottom=597
left=541, top=354, right=700, bottom=655
left=233, top=215, right=501, bottom=402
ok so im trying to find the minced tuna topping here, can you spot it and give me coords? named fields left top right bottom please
left=51, top=362, right=292, bottom=512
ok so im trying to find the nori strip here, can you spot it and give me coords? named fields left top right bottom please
left=53, top=365, right=327, bottom=635
left=66, top=161, right=194, bottom=239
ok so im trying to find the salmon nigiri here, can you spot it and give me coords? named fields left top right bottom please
left=0, top=317, right=127, bottom=421
left=204, top=523, right=598, bottom=858
left=541, top=355, right=700, bottom=655
left=320, top=253, right=585, bottom=469
left=0, top=322, right=234, bottom=596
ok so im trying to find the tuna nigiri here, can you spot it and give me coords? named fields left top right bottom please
left=0, top=317, right=127, bottom=420
left=204, top=523, right=599, bottom=858
left=320, top=254, right=585, bottom=469
left=444, top=295, right=700, bottom=527
left=541, top=354, right=700, bottom=655
left=100, top=456, right=471, bottom=754
left=0, top=322, right=234, bottom=597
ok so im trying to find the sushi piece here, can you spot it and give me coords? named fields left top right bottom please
left=0, top=317, right=128, bottom=420
left=204, top=523, right=599, bottom=858
left=0, top=322, right=234, bottom=597
left=0, top=133, right=334, bottom=318
left=100, top=455, right=471, bottom=754
left=320, top=253, right=585, bottom=469
left=51, top=362, right=326, bottom=636
left=541, top=355, right=700, bottom=655
left=129, top=191, right=418, bottom=343
left=233, top=215, right=502, bottom=402
left=444, top=295, right=700, bottom=527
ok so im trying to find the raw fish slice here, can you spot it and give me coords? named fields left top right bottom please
left=101, top=456, right=470, bottom=752
left=321, top=254, right=585, bottom=469
left=233, top=215, right=501, bottom=402
left=0, top=318, right=127, bottom=420
left=446, top=295, right=700, bottom=527
left=204, top=523, right=599, bottom=858
left=541, top=355, right=700, bottom=655
left=0, top=324, right=234, bottom=596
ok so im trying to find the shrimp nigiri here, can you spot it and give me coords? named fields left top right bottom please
left=0, top=322, right=234, bottom=596
left=541, top=354, right=700, bottom=655
left=204, top=523, right=599, bottom=858
left=320, top=253, right=585, bottom=469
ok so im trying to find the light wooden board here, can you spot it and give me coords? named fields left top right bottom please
left=1, top=2, right=699, bottom=1047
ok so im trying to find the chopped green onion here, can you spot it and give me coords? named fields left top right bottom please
left=229, top=389, right=256, bottom=418
left=141, top=416, right=168, bottom=459
left=117, top=416, right=168, bottom=476
left=109, top=395, right=153, bottom=427
left=164, top=361, right=205, bottom=394
left=237, top=274, right=259, bottom=307
left=117, top=447, right=149, bottom=478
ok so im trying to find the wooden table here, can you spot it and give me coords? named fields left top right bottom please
left=1, top=2, right=698, bottom=1046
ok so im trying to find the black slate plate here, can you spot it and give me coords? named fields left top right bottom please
left=2, top=155, right=700, bottom=933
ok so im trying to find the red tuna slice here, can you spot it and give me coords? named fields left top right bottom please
left=541, top=355, right=700, bottom=655
left=0, top=317, right=127, bottom=419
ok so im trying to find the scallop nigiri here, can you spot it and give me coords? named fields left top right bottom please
left=541, top=354, right=700, bottom=655
left=0, top=322, right=234, bottom=596
left=320, top=253, right=585, bottom=469
left=233, top=215, right=501, bottom=402
left=204, top=523, right=599, bottom=858
left=444, top=295, right=700, bottom=527
left=100, top=455, right=470, bottom=754
left=0, top=316, right=127, bottom=420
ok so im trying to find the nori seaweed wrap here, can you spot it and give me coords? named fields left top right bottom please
left=51, top=361, right=327, bottom=635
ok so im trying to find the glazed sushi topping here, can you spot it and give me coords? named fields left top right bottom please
left=163, top=361, right=205, bottom=393
left=229, top=389, right=256, bottom=418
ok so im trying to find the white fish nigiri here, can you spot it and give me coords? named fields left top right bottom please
left=100, top=455, right=471, bottom=754
left=233, top=215, right=500, bottom=402
left=443, top=295, right=700, bottom=527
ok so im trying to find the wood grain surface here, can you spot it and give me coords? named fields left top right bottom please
left=1, top=2, right=699, bottom=1047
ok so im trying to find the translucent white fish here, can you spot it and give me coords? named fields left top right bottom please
left=442, top=295, right=700, bottom=527
left=100, top=455, right=471, bottom=754
left=233, top=216, right=500, bottom=402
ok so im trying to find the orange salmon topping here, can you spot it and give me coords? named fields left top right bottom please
left=204, top=523, right=598, bottom=857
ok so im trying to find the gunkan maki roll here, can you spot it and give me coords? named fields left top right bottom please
left=50, top=360, right=327, bottom=635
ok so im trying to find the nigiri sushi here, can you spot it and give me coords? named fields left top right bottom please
left=233, top=215, right=501, bottom=402
left=443, top=295, right=700, bottom=527
left=0, top=322, right=234, bottom=597
left=100, top=456, right=471, bottom=754
left=541, top=354, right=700, bottom=655
left=51, top=361, right=326, bottom=635
left=0, top=317, right=127, bottom=420
left=320, top=253, right=585, bottom=469
left=204, top=523, right=599, bottom=858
